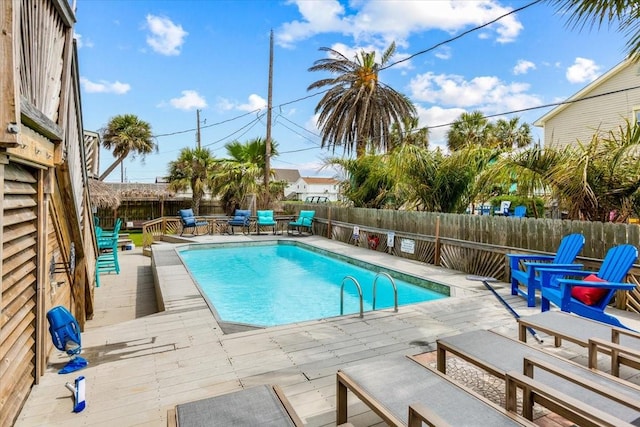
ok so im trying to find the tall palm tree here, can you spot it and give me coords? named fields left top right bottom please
left=99, top=114, right=156, bottom=181
left=167, top=147, right=217, bottom=215
left=492, top=117, right=533, bottom=149
left=547, top=0, right=640, bottom=60
left=446, top=111, right=492, bottom=151
left=308, top=42, right=416, bottom=157
left=389, top=116, right=429, bottom=151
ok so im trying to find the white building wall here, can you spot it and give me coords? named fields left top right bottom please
left=541, top=62, right=640, bottom=148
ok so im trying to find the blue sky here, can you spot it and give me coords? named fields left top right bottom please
left=74, top=0, right=628, bottom=183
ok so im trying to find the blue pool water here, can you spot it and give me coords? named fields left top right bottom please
left=179, top=243, right=447, bottom=327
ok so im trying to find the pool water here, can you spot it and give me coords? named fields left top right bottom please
left=179, top=243, right=446, bottom=327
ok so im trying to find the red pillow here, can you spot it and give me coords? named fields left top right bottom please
left=571, top=274, right=608, bottom=306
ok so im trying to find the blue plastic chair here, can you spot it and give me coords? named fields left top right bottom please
left=538, top=244, right=638, bottom=329
left=508, top=233, right=585, bottom=307
left=256, top=210, right=277, bottom=235
left=513, top=205, right=527, bottom=218
left=227, top=209, right=251, bottom=234
left=179, top=209, right=208, bottom=236
left=287, top=210, right=315, bottom=235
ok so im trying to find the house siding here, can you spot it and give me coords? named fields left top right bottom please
left=539, top=61, right=640, bottom=148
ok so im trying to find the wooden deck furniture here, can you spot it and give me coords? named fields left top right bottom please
left=518, top=311, right=640, bottom=376
left=436, top=329, right=640, bottom=425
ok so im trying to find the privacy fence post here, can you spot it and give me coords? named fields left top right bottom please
left=434, top=215, right=441, bottom=266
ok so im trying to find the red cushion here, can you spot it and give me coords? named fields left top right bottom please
left=571, top=274, right=608, bottom=306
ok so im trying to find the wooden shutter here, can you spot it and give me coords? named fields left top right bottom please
left=0, top=162, right=38, bottom=426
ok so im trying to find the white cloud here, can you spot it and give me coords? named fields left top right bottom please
left=74, top=32, right=93, bottom=49
left=277, top=0, right=523, bottom=48
left=215, top=94, right=267, bottom=112
left=513, top=59, right=535, bottom=75
left=80, top=77, right=130, bottom=94
left=169, top=90, right=207, bottom=111
left=566, top=57, right=601, bottom=84
left=415, top=105, right=466, bottom=150
left=409, top=72, right=543, bottom=116
left=145, top=15, right=187, bottom=56
left=435, top=46, right=452, bottom=60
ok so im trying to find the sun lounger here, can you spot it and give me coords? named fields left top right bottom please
left=337, top=355, right=539, bottom=426
left=168, top=385, right=303, bottom=427
left=436, top=329, right=640, bottom=425
left=518, top=311, right=640, bottom=376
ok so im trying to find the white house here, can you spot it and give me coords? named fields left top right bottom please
left=288, top=176, right=341, bottom=202
left=534, top=58, right=640, bottom=148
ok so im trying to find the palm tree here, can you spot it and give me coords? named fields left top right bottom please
left=167, top=147, right=217, bottom=215
left=446, top=111, right=492, bottom=151
left=99, top=114, right=156, bottom=181
left=479, top=119, right=640, bottom=221
left=547, top=0, right=640, bottom=60
left=389, top=116, right=429, bottom=151
left=211, top=138, right=282, bottom=213
left=492, top=117, right=533, bottom=149
left=308, top=42, right=416, bottom=157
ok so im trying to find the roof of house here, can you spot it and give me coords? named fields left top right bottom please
left=534, top=57, right=635, bottom=127
left=302, top=177, right=340, bottom=185
left=273, top=168, right=301, bottom=183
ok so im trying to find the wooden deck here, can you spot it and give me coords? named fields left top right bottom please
left=15, top=235, right=640, bottom=427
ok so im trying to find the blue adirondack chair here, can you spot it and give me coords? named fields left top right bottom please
left=256, top=210, right=277, bottom=235
left=179, top=209, right=208, bottom=236
left=513, top=205, right=527, bottom=218
left=227, top=209, right=251, bottom=234
left=508, top=233, right=585, bottom=307
left=538, top=244, right=638, bottom=329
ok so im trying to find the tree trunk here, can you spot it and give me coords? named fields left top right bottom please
left=99, top=152, right=128, bottom=181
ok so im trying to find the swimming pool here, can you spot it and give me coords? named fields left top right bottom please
left=178, top=241, right=448, bottom=327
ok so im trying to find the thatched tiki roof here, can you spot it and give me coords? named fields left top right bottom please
left=88, top=179, right=121, bottom=209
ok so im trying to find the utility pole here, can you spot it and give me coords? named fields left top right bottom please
left=264, top=29, right=273, bottom=206
left=196, top=109, right=201, bottom=149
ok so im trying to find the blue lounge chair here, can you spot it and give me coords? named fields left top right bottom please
left=287, top=210, right=315, bottom=235
left=179, top=209, right=208, bottom=236
left=227, top=209, right=251, bottom=234
left=513, top=205, right=527, bottom=218
left=508, top=233, right=585, bottom=307
left=256, top=210, right=276, bottom=235
left=538, top=244, right=638, bottom=329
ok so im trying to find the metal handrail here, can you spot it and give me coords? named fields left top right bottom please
left=372, top=272, right=398, bottom=312
left=340, top=276, right=363, bottom=318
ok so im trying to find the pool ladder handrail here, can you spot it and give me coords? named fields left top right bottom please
left=340, top=276, right=363, bottom=318
left=372, top=272, right=398, bottom=312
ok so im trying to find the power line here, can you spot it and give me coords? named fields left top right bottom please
left=380, top=0, right=544, bottom=71
left=152, top=108, right=262, bottom=138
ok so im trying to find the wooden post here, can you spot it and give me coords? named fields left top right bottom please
left=434, top=215, right=441, bottom=266
left=0, top=0, right=19, bottom=148
left=327, top=206, right=332, bottom=239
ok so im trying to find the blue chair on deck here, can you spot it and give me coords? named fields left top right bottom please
left=227, top=209, right=251, bottom=234
left=538, top=244, right=638, bottom=329
left=95, top=233, right=120, bottom=287
left=179, top=209, right=208, bottom=236
left=508, top=233, right=585, bottom=307
left=287, top=210, right=315, bottom=235
left=256, top=210, right=277, bottom=235
left=513, top=205, right=527, bottom=218
left=495, top=201, right=511, bottom=216
left=96, top=218, right=122, bottom=250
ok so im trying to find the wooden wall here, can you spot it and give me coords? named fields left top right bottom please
left=0, top=1, right=95, bottom=425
